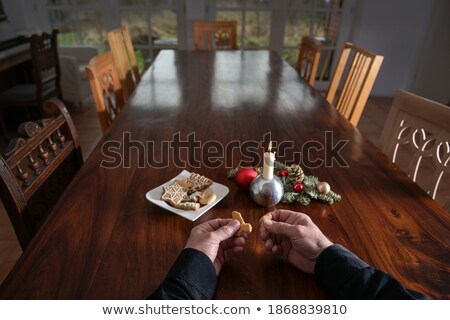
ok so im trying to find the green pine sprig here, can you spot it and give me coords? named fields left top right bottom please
left=228, top=161, right=342, bottom=205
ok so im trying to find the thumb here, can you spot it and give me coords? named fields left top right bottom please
left=264, top=219, right=299, bottom=238
left=212, top=220, right=241, bottom=242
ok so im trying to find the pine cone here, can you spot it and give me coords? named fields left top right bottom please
left=288, top=164, right=304, bottom=182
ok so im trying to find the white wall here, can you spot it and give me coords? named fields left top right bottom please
left=348, top=0, right=435, bottom=96
left=409, top=0, right=450, bottom=105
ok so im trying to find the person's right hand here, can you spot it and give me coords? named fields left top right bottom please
left=260, top=209, right=333, bottom=274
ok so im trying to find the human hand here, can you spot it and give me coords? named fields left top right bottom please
left=261, top=210, right=333, bottom=274
left=185, top=218, right=246, bottom=275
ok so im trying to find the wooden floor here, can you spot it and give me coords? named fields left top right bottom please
left=0, top=96, right=404, bottom=285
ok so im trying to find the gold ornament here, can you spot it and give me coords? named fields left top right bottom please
left=317, top=181, right=331, bottom=195
left=288, top=164, right=304, bottom=182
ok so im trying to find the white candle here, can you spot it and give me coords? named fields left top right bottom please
left=262, top=141, right=275, bottom=180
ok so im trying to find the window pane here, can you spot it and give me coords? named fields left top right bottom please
left=217, top=0, right=243, bottom=8
left=77, top=0, right=101, bottom=5
left=284, top=11, right=312, bottom=46
left=151, top=10, right=177, bottom=41
left=314, top=12, right=327, bottom=38
left=121, top=11, right=149, bottom=45
left=217, top=11, right=243, bottom=46
left=47, top=0, right=70, bottom=5
left=49, top=10, right=79, bottom=45
left=78, top=11, right=106, bottom=45
left=245, top=11, right=271, bottom=47
left=246, top=0, right=270, bottom=9
left=283, top=49, right=299, bottom=69
left=120, top=0, right=146, bottom=5
left=317, top=0, right=343, bottom=9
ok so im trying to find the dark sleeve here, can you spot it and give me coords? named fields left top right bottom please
left=315, top=244, right=428, bottom=299
left=147, top=248, right=217, bottom=300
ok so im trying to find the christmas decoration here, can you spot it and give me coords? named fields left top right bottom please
left=279, top=168, right=288, bottom=177
left=293, top=182, right=304, bottom=193
left=317, top=181, right=331, bottom=195
left=288, top=164, right=304, bottom=182
left=234, top=167, right=258, bottom=190
left=228, top=162, right=341, bottom=205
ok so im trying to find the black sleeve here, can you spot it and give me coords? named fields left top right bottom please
left=147, top=248, right=217, bottom=300
left=315, top=244, right=428, bottom=299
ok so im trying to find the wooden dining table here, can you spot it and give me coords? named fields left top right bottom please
left=0, top=50, right=448, bottom=299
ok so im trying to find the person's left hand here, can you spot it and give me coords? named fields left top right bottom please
left=185, top=218, right=246, bottom=275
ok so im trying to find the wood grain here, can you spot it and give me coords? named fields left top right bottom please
left=0, top=50, right=448, bottom=299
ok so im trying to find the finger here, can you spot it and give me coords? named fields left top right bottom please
left=260, top=230, right=270, bottom=241
left=270, top=210, right=310, bottom=225
left=263, top=219, right=303, bottom=239
left=212, top=219, right=241, bottom=241
left=264, top=238, right=274, bottom=252
left=204, top=218, right=234, bottom=230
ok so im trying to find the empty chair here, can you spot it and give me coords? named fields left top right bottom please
left=296, top=36, right=323, bottom=86
left=379, top=90, right=450, bottom=210
left=193, top=20, right=237, bottom=50
left=0, top=30, right=61, bottom=113
left=107, top=26, right=140, bottom=100
left=86, top=51, right=125, bottom=133
left=0, top=30, right=62, bottom=135
left=58, top=45, right=99, bottom=113
left=0, top=98, right=83, bottom=250
left=326, top=42, right=383, bottom=126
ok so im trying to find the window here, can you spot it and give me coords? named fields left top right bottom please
left=216, top=0, right=271, bottom=49
left=283, top=0, right=344, bottom=85
left=119, top=0, right=178, bottom=68
left=47, top=0, right=107, bottom=47
left=46, top=0, right=179, bottom=69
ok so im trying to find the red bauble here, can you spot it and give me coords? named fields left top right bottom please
left=279, top=168, right=288, bottom=177
left=293, top=182, right=304, bottom=193
left=235, top=168, right=258, bottom=190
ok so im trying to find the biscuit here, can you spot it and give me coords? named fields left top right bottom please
left=175, top=202, right=200, bottom=211
left=232, top=211, right=252, bottom=236
left=188, top=173, right=213, bottom=193
left=161, top=182, right=190, bottom=206
left=259, top=213, right=273, bottom=233
left=175, top=178, right=193, bottom=188
left=198, top=188, right=217, bottom=205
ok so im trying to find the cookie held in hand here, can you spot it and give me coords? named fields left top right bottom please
left=259, top=213, right=273, bottom=233
left=232, top=211, right=253, bottom=236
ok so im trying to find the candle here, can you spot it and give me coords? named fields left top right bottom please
left=262, top=141, right=275, bottom=180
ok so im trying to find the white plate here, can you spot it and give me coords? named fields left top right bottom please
left=145, top=170, right=229, bottom=221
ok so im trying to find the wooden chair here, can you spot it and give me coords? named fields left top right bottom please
left=379, top=90, right=450, bottom=211
left=107, top=26, right=140, bottom=101
left=0, top=30, right=62, bottom=115
left=0, top=98, right=83, bottom=250
left=296, top=36, right=323, bottom=86
left=193, top=21, right=238, bottom=50
left=325, top=42, right=384, bottom=126
left=86, top=51, right=125, bottom=133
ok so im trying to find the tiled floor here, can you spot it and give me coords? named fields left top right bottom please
left=0, top=96, right=438, bottom=285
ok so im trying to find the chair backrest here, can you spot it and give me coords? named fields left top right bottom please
left=296, top=36, right=323, bottom=86
left=379, top=90, right=450, bottom=210
left=31, top=29, right=62, bottom=104
left=325, top=42, right=383, bottom=126
left=86, top=51, right=125, bottom=133
left=107, top=26, right=140, bottom=101
left=0, top=98, right=83, bottom=250
left=193, top=20, right=238, bottom=50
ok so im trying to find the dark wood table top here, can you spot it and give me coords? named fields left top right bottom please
left=1, top=50, right=448, bottom=299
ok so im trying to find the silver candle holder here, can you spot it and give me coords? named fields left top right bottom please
left=249, top=174, right=284, bottom=207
